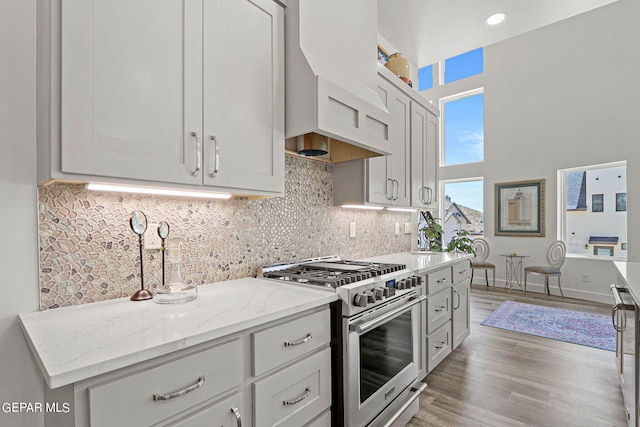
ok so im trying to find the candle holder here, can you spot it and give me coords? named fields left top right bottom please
left=129, top=210, right=153, bottom=301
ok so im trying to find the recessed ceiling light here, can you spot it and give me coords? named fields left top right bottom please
left=485, top=12, right=507, bottom=26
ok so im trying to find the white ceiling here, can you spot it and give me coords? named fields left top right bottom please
left=378, top=0, right=620, bottom=67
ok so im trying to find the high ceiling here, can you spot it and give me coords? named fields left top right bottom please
left=378, top=0, right=620, bottom=67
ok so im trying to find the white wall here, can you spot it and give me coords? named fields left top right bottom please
left=0, top=0, right=45, bottom=426
left=437, top=0, right=640, bottom=302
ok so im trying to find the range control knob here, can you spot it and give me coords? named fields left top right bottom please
left=373, top=288, right=384, bottom=300
left=410, top=276, right=418, bottom=287
left=353, top=293, right=368, bottom=307
left=383, top=287, right=392, bottom=297
left=364, top=291, right=376, bottom=304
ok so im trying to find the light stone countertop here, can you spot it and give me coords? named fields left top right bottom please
left=614, top=261, right=640, bottom=303
left=363, top=251, right=473, bottom=273
left=19, top=252, right=472, bottom=390
left=19, top=277, right=337, bottom=389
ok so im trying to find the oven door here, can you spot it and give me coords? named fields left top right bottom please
left=345, top=292, right=425, bottom=427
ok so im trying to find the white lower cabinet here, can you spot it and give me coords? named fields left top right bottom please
left=167, top=393, right=244, bottom=427
left=45, top=307, right=331, bottom=427
left=420, top=260, right=470, bottom=377
left=253, top=348, right=332, bottom=427
left=452, top=279, right=471, bottom=350
left=427, top=321, right=452, bottom=373
left=89, top=339, right=243, bottom=427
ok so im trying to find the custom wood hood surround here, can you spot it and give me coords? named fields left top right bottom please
left=285, top=0, right=393, bottom=162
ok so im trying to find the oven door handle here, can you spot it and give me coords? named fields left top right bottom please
left=350, top=295, right=426, bottom=335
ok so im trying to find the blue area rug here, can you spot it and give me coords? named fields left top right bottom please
left=481, top=301, right=615, bottom=351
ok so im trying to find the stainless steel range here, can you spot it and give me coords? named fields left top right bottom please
left=259, top=256, right=427, bottom=427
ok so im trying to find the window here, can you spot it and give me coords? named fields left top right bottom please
left=592, top=194, right=603, bottom=212
left=418, top=65, right=433, bottom=91
left=593, top=246, right=614, bottom=256
left=560, top=161, right=627, bottom=259
left=617, top=193, right=627, bottom=211
left=441, top=179, right=484, bottom=246
left=442, top=91, right=484, bottom=166
left=443, top=48, right=483, bottom=84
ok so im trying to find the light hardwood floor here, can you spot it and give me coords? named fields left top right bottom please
left=408, top=284, right=628, bottom=427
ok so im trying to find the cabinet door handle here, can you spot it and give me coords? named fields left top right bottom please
left=425, top=187, right=433, bottom=205
left=283, top=387, right=311, bottom=406
left=231, top=406, right=242, bottom=427
left=419, top=186, right=424, bottom=204
left=386, top=178, right=394, bottom=200
left=191, top=132, right=201, bottom=177
left=208, top=135, right=219, bottom=178
left=453, top=289, right=461, bottom=310
left=284, top=333, right=312, bottom=347
left=393, top=179, right=399, bottom=200
left=434, top=341, right=447, bottom=349
left=153, top=375, right=205, bottom=401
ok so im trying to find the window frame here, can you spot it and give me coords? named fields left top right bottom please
left=616, top=192, right=627, bottom=211
left=591, top=194, right=604, bottom=212
left=439, top=87, right=485, bottom=167
left=558, top=160, right=627, bottom=260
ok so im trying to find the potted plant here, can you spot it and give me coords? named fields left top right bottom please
left=418, top=214, right=444, bottom=252
left=446, top=229, right=476, bottom=256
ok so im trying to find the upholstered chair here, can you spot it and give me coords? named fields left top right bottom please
left=470, top=238, right=495, bottom=287
left=524, top=240, right=566, bottom=299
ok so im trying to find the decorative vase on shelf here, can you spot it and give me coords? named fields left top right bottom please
left=385, top=52, right=410, bottom=83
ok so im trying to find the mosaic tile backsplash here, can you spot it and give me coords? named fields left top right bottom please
left=38, top=155, right=412, bottom=309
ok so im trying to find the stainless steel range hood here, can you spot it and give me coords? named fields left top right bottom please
left=285, top=0, right=392, bottom=162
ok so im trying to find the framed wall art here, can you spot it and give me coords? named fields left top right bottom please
left=494, top=179, right=545, bottom=237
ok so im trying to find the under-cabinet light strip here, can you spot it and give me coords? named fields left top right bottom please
left=86, top=183, right=232, bottom=199
left=341, top=205, right=384, bottom=210
left=386, top=207, right=418, bottom=212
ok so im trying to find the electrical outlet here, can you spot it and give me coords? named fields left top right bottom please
left=144, top=223, right=161, bottom=250
left=395, top=223, right=400, bottom=235
left=349, top=222, right=356, bottom=238
left=404, top=222, right=412, bottom=234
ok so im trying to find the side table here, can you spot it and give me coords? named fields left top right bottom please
left=499, top=254, right=529, bottom=292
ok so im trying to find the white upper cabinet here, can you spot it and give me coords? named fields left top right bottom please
left=42, top=0, right=284, bottom=196
left=202, top=0, right=284, bottom=192
left=332, top=67, right=436, bottom=208
left=367, top=79, right=410, bottom=205
left=410, top=102, right=438, bottom=208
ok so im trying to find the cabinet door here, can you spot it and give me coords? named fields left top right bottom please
left=203, top=0, right=284, bottom=194
left=410, top=102, right=438, bottom=208
left=452, top=279, right=470, bottom=349
left=61, top=0, right=202, bottom=185
left=368, top=80, right=410, bottom=205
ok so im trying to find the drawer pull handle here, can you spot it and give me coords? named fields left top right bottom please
left=437, top=278, right=448, bottom=283
left=231, top=406, right=242, bottom=427
left=458, top=270, right=467, bottom=274
left=283, top=387, right=311, bottom=406
left=434, top=306, right=446, bottom=312
left=153, top=375, right=205, bottom=401
left=284, top=333, right=312, bottom=347
left=434, top=342, right=447, bottom=349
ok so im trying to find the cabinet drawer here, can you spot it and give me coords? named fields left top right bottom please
left=452, top=261, right=471, bottom=285
left=167, top=392, right=243, bottom=427
left=252, top=309, right=330, bottom=376
left=307, top=409, right=331, bottom=427
left=426, top=288, right=451, bottom=334
left=89, top=339, right=243, bottom=427
left=427, top=321, right=452, bottom=373
left=426, top=267, right=452, bottom=295
left=254, top=348, right=331, bottom=427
